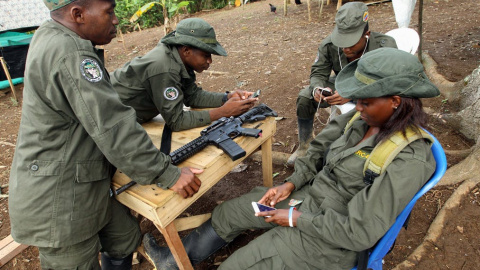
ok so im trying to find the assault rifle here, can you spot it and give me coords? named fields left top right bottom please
left=115, top=103, right=277, bottom=195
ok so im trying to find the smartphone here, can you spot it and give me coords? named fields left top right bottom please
left=252, top=89, right=261, bottom=98
left=252, top=202, right=276, bottom=214
left=321, top=89, right=333, bottom=97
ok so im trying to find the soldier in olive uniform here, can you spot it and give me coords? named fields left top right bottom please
left=143, top=48, right=440, bottom=269
left=9, top=1, right=203, bottom=269
left=287, top=2, right=398, bottom=166
left=111, top=18, right=257, bottom=130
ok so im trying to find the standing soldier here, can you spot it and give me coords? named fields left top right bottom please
left=9, top=0, right=202, bottom=269
left=287, top=2, right=397, bottom=166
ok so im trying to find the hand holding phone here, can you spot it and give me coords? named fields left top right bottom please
left=321, top=89, right=333, bottom=97
left=252, top=201, right=276, bottom=216
left=313, top=87, right=333, bottom=102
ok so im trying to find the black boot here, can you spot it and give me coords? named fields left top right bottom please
left=101, top=253, right=133, bottom=270
left=143, top=219, right=227, bottom=269
left=287, top=117, right=314, bottom=167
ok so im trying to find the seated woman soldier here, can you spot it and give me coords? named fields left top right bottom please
left=143, top=47, right=441, bottom=270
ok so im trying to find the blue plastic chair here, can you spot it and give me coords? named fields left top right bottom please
left=352, top=132, right=448, bottom=270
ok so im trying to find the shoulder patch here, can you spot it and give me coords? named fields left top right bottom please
left=164, top=87, right=179, bottom=100
left=80, top=58, right=103, bottom=82
left=363, top=11, right=369, bottom=22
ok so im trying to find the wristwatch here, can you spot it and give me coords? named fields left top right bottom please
left=222, top=91, right=230, bottom=103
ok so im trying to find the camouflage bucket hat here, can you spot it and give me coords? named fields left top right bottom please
left=335, top=48, right=440, bottom=99
left=162, top=18, right=227, bottom=56
left=331, top=2, right=369, bottom=48
left=43, top=0, right=77, bottom=11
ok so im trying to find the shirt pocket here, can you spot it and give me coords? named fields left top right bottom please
left=72, top=161, right=111, bottom=221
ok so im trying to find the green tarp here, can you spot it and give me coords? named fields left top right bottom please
left=0, top=32, right=33, bottom=46
left=0, top=31, right=32, bottom=88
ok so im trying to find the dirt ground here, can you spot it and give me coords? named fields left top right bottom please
left=1, top=0, right=479, bottom=269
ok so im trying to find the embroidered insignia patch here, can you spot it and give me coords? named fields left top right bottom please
left=363, top=11, right=369, bottom=22
left=164, top=87, right=179, bottom=100
left=80, top=58, right=103, bottom=82
left=354, top=149, right=370, bottom=159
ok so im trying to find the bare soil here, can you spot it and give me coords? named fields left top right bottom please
left=1, top=0, right=479, bottom=269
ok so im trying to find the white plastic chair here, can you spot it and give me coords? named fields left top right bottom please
left=385, top=28, right=420, bottom=55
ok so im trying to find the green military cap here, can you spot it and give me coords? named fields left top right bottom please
left=331, top=2, right=369, bottom=48
left=162, top=18, right=227, bottom=56
left=335, top=48, right=440, bottom=99
left=43, top=0, right=77, bottom=11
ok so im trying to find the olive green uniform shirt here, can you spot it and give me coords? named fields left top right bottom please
left=309, top=32, right=397, bottom=92
left=9, top=21, right=180, bottom=248
left=110, top=42, right=223, bottom=130
left=213, top=110, right=435, bottom=269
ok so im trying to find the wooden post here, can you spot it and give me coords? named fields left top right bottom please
left=418, top=0, right=424, bottom=62
left=336, top=0, right=342, bottom=10
left=319, top=0, right=325, bottom=20
left=284, top=0, right=288, bottom=16
left=0, top=57, right=18, bottom=102
left=307, top=0, right=311, bottom=21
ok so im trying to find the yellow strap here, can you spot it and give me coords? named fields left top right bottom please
left=363, top=127, right=433, bottom=177
left=344, top=112, right=433, bottom=179
left=343, top=111, right=361, bottom=134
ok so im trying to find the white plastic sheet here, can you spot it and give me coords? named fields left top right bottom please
left=392, top=0, right=417, bottom=28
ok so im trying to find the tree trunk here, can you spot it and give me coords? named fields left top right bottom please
left=442, top=66, right=480, bottom=141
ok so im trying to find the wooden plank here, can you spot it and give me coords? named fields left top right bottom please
left=0, top=235, right=13, bottom=249
left=261, top=136, right=274, bottom=187
left=0, top=235, right=28, bottom=267
left=173, top=214, right=211, bottom=232
left=0, top=57, right=18, bottom=101
left=157, top=223, right=193, bottom=270
left=136, top=245, right=154, bottom=267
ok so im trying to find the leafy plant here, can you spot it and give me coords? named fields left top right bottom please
left=115, top=0, right=164, bottom=33
left=129, top=0, right=192, bottom=34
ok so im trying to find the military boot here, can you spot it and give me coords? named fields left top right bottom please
left=143, top=219, right=227, bottom=269
left=286, top=118, right=314, bottom=167
left=101, top=253, right=133, bottom=270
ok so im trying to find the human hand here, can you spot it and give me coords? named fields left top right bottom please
left=229, top=89, right=254, bottom=100
left=221, top=96, right=257, bottom=116
left=170, top=167, right=203, bottom=198
left=322, top=92, right=351, bottom=105
left=256, top=208, right=302, bottom=227
left=258, top=182, right=295, bottom=207
left=313, top=87, right=334, bottom=103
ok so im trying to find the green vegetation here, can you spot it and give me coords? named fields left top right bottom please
left=115, top=0, right=231, bottom=33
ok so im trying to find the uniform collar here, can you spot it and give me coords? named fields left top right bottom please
left=169, top=44, right=193, bottom=79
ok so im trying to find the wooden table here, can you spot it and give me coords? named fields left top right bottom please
left=112, top=116, right=276, bottom=270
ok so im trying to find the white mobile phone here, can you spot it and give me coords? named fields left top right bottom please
left=251, top=202, right=276, bottom=214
